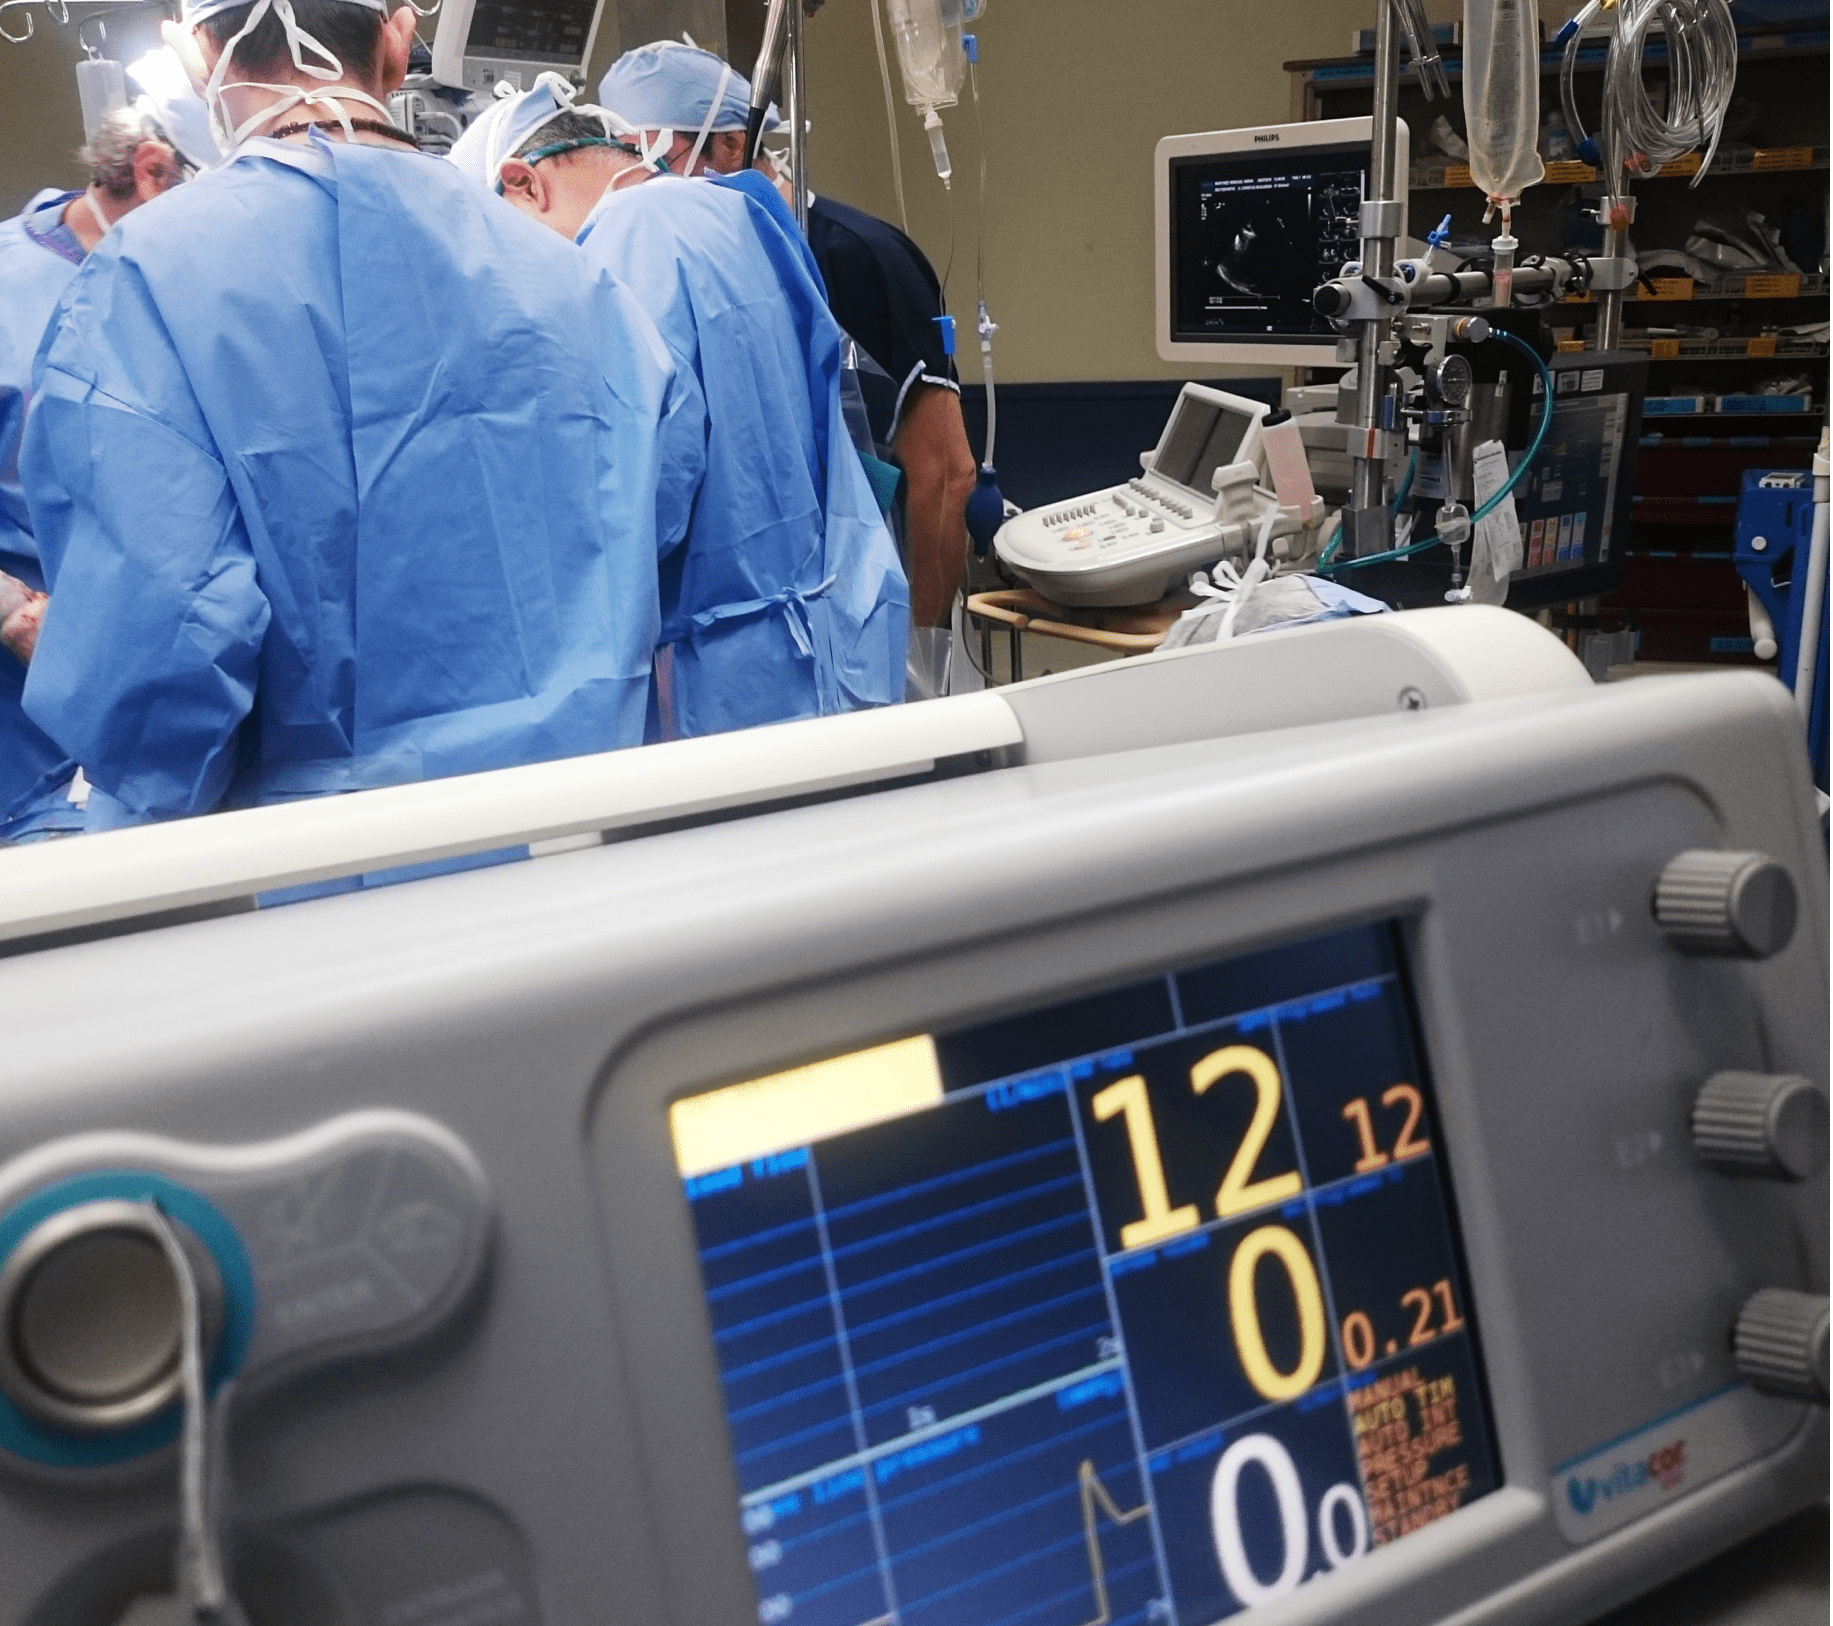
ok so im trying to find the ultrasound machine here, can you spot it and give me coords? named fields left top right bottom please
left=0, top=609, right=1822, bottom=1626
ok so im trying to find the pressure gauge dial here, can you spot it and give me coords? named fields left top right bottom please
left=1429, top=354, right=1474, bottom=407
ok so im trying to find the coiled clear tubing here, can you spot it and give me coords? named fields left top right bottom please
left=1561, top=0, right=1739, bottom=187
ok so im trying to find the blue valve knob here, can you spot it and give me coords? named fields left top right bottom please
left=932, top=314, right=957, bottom=357
left=1426, top=213, right=1453, bottom=251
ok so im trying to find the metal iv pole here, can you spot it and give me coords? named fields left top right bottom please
left=785, top=0, right=808, bottom=229
left=1345, top=0, right=1404, bottom=558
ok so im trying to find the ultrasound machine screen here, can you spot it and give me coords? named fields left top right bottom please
left=673, top=921, right=1499, bottom=1626
left=1169, top=142, right=1372, bottom=347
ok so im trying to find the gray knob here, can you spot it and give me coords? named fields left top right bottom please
left=1653, top=849, right=1797, bottom=958
left=1734, top=1288, right=1829, bottom=1403
left=1693, top=1072, right=1829, bottom=1180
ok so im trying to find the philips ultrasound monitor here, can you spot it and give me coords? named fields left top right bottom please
left=1156, top=117, right=1410, bottom=368
left=429, top=0, right=603, bottom=94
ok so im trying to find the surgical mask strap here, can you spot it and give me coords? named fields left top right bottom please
left=682, top=58, right=730, bottom=175
left=201, top=0, right=389, bottom=150
left=81, top=189, right=113, bottom=240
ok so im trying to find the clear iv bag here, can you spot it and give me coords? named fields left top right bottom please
left=888, top=0, right=966, bottom=113
left=1462, top=0, right=1544, bottom=208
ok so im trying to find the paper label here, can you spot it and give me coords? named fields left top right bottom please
left=1650, top=339, right=1681, bottom=360
left=1746, top=335, right=1779, bottom=358
left=1470, top=440, right=1521, bottom=584
left=1753, top=146, right=1813, bottom=171
left=1745, top=274, right=1801, bottom=299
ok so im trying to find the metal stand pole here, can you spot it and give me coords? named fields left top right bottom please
left=1595, top=195, right=1633, bottom=350
left=1347, top=0, right=1402, bottom=557
left=786, top=0, right=808, bottom=230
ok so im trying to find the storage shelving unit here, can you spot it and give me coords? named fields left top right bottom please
left=1286, top=23, right=1828, bottom=663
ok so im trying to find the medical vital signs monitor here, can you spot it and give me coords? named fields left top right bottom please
left=429, top=0, right=603, bottom=94
left=1156, top=118, right=1410, bottom=368
left=0, top=616, right=1822, bottom=1626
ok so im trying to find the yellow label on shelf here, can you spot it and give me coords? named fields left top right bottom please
left=1746, top=335, right=1779, bottom=357
left=1661, top=152, right=1703, bottom=178
left=1557, top=339, right=1588, bottom=353
left=1744, top=274, right=1802, bottom=299
left=1649, top=339, right=1681, bottom=359
left=1642, top=278, right=1694, bottom=301
left=1543, top=160, right=1599, bottom=183
left=1443, top=163, right=1472, bottom=189
left=1560, top=291, right=1593, bottom=304
left=1753, top=147, right=1814, bottom=171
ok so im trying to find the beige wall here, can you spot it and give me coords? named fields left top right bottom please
left=1, top=23, right=92, bottom=216
left=802, top=0, right=1462, bottom=383
left=2, top=0, right=1477, bottom=385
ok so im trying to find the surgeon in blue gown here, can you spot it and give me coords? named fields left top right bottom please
left=22, top=0, right=700, bottom=835
left=449, top=80, right=907, bottom=741
left=0, top=91, right=198, bottom=841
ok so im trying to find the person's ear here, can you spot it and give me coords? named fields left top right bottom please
left=708, top=130, right=745, bottom=173
left=378, top=5, right=417, bottom=93
left=133, top=140, right=183, bottom=201
left=497, top=158, right=549, bottom=216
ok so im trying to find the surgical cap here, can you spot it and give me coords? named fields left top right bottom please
left=597, top=41, right=780, bottom=135
left=178, top=0, right=384, bottom=23
left=126, top=46, right=222, bottom=170
left=447, top=73, right=639, bottom=191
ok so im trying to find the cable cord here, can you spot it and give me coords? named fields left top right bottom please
left=869, top=0, right=909, bottom=235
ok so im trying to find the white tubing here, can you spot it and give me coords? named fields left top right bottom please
left=1792, top=450, right=1829, bottom=718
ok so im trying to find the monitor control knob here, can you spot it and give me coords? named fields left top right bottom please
left=1652, top=849, right=1797, bottom=959
left=1734, top=1288, right=1829, bottom=1403
left=1692, top=1071, right=1828, bottom=1180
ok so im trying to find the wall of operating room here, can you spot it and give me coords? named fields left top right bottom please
left=1, top=0, right=1486, bottom=382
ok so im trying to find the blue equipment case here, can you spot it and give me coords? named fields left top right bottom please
left=1734, top=468, right=1829, bottom=789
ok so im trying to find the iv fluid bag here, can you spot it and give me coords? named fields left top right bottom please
left=1462, top=0, right=1544, bottom=204
left=75, top=57, right=128, bottom=141
left=888, top=0, right=966, bottom=112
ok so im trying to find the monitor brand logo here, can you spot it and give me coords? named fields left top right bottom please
left=1565, top=1438, right=1687, bottom=1517
left=1252, top=133, right=1281, bottom=143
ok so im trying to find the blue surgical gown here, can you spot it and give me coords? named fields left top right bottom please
left=0, top=190, right=83, bottom=841
left=23, top=137, right=701, bottom=831
left=575, top=173, right=908, bottom=740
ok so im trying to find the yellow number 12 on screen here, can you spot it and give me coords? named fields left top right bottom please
left=1092, top=1044, right=1302, bottom=1250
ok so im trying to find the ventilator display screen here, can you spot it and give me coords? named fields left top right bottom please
left=1170, top=142, right=1371, bottom=343
left=673, top=921, right=1497, bottom=1625
left=465, top=0, right=596, bottom=63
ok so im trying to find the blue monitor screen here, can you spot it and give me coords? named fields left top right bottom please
left=673, top=921, right=1498, bottom=1625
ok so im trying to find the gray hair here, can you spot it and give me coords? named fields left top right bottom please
left=80, top=107, right=165, bottom=200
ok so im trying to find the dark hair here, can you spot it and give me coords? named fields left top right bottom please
left=201, top=0, right=385, bottom=86
left=511, top=109, right=617, bottom=162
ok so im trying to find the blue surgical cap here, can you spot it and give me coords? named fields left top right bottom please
left=126, top=46, right=222, bottom=170
left=597, top=40, right=778, bottom=135
left=447, top=73, right=636, bottom=191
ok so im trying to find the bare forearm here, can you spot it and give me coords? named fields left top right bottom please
left=894, top=385, right=977, bottom=629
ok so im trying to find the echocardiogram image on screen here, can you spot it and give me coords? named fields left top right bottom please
left=1171, top=144, right=1372, bottom=344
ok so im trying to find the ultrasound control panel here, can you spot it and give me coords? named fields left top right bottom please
left=993, top=384, right=1274, bottom=606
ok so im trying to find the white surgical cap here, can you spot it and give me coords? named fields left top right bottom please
left=447, top=72, right=638, bottom=191
left=596, top=40, right=780, bottom=136
left=126, top=46, right=223, bottom=169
